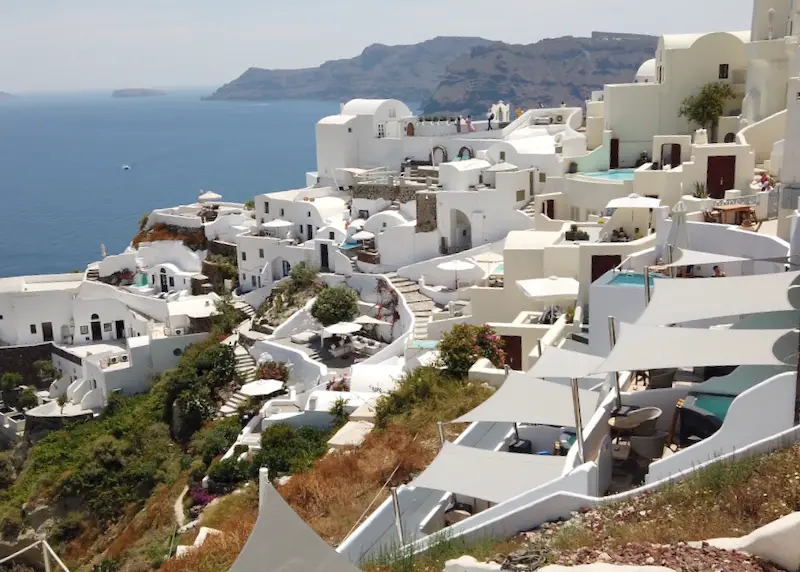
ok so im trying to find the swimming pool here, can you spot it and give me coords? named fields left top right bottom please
left=580, top=169, right=636, bottom=181
left=608, top=272, right=664, bottom=287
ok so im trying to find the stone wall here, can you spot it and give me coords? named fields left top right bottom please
left=416, top=193, right=438, bottom=233
left=0, top=343, right=56, bottom=388
left=208, top=240, right=237, bottom=258
left=353, top=183, right=420, bottom=204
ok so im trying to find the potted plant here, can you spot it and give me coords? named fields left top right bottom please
left=692, top=181, right=708, bottom=199
left=565, top=224, right=589, bottom=242
left=568, top=161, right=579, bottom=174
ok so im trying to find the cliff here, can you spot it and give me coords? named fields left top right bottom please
left=422, top=32, right=658, bottom=115
left=112, top=88, right=167, bottom=98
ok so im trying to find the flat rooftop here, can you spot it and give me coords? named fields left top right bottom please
left=0, top=273, right=85, bottom=294
left=505, top=230, right=563, bottom=250
left=60, top=341, right=126, bottom=359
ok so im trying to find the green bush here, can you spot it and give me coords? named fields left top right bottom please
left=244, top=199, right=255, bottom=210
left=289, top=261, right=319, bottom=289
left=252, top=423, right=330, bottom=475
left=207, top=457, right=250, bottom=493
left=211, top=295, right=247, bottom=336
left=51, top=511, right=84, bottom=544
left=438, top=324, right=506, bottom=377
left=17, top=388, right=38, bottom=410
left=310, top=285, right=359, bottom=326
left=189, top=417, right=241, bottom=466
left=0, top=455, right=14, bottom=488
left=1, top=372, right=23, bottom=406
left=34, top=360, right=58, bottom=382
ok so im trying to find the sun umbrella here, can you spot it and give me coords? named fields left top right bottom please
left=606, top=193, right=660, bottom=210
left=351, top=230, right=375, bottom=241
left=324, top=322, right=363, bottom=336
left=198, top=190, right=222, bottom=203
left=354, top=315, right=386, bottom=326
left=261, top=219, right=293, bottom=229
left=517, top=276, right=579, bottom=302
left=437, top=260, right=476, bottom=289
left=240, top=379, right=285, bottom=397
left=473, top=252, right=504, bottom=285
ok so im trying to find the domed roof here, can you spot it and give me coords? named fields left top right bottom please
left=636, top=58, right=656, bottom=81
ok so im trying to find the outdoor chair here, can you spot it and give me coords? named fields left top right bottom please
left=630, top=431, right=668, bottom=460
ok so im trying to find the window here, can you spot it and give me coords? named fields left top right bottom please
left=103, top=322, right=112, bottom=332
left=719, top=64, right=729, bottom=79
left=251, top=275, right=257, bottom=287
left=0, top=315, right=3, bottom=320
left=382, top=222, right=387, bottom=228
left=499, top=151, right=506, bottom=161
left=657, top=66, right=663, bottom=82
left=377, top=124, right=386, bottom=138
left=91, top=314, right=99, bottom=320
left=308, top=211, right=311, bottom=217
left=516, top=190, right=525, bottom=202
left=30, top=324, right=36, bottom=334
left=242, top=273, right=246, bottom=281
left=347, top=127, right=352, bottom=133
left=173, top=348, right=183, bottom=357
left=795, top=92, right=800, bottom=101
left=329, top=231, right=335, bottom=240
left=539, top=173, right=547, bottom=183
left=358, top=209, right=369, bottom=219
left=259, top=248, right=264, bottom=258
left=388, top=107, right=396, bottom=118
left=724, top=132, right=736, bottom=143
left=280, top=208, right=285, bottom=216
left=241, top=251, right=247, bottom=261
left=265, top=202, right=270, bottom=214
left=168, top=277, right=174, bottom=287
left=80, top=325, right=89, bottom=335
left=151, top=275, right=155, bottom=284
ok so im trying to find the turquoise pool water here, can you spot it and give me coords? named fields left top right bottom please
left=493, top=263, right=504, bottom=274
left=411, top=340, right=438, bottom=350
left=581, top=168, right=636, bottom=181
left=608, top=272, right=664, bottom=287
left=693, top=394, right=734, bottom=421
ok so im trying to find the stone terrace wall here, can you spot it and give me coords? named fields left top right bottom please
left=353, top=183, right=419, bottom=204
left=0, top=343, right=57, bottom=388
left=416, top=193, right=438, bottom=233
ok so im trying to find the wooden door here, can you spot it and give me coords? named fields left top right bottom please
left=610, top=138, right=620, bottom=169
left=501, top=335, right=523, bottom=371
left=406, top=123, right=415, bottom=137
left=320, top=244, right=329, bottom=271
left=670, top=144, right=681, bottom=167
left=706, top=156, right=736, bottom=199
left=541, top=199, right=555, bottom=219
left=592, top=254, right=622, bottom=282
left=41, top=322, right=53, bottom=342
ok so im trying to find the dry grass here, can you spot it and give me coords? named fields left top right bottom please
left=200, top=485, right=259, bottom=530
left=132, top=223, right=207, bottom=251
left=363, top=537, right=525, bottom=572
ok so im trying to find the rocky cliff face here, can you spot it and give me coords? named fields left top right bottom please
left=205, top=37, right=494, bottom=103
left=422, top=32, right=658, bottom=115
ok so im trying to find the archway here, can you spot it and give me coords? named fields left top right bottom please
left=430, top=145, right=448, bottom=165
left=272, top=258, right=291, bottom=280
left=406, top=123, right=415, bottom=137
left=457, top=146, right=474, bottom=160
left=159, top=268, right=168, bottom=293
left=450, top=209, right=472, bottom=253
left=90, top=313, right=102, bottom=341
left=723, top=132, right=736, bottom=143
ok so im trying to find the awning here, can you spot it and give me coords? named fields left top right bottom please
left=635, top=271, right=800, bottom=326
left=606, top=194, right=660, bottom=210
left=595, top=323, right=797, bottom=373
left=525, top=347, right=606, bottom=381
left=517, top=276, right=579, bottom=302
left=231, top=481, right=361, bottom=572
left=262, top=218, right=293, bottom=229
left=198, top=190, right=222, bottom=202
left=409, top=442, right=566, bottom=503
left=240, top=379, right=284, bottom=397
left=661, top=248, right=750, bottom=268
left=454, top=372, right=599, bottom=426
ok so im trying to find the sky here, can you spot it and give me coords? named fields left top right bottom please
left=0, top=0, right=755, bottom=93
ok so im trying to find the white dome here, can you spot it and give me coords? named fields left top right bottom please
left=635, top=58, right=657, bottom=83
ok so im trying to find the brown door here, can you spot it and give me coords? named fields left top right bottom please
left=406, top=123, right=415, bottom=136
left=670, top=144, right=681, bottom=167
left=501, top=335, right=523, bottom=371
left=706, top=156, right=736, bottom=199
left=592, top=254, right=622, bottom=282
left=540, top=199, right=555, bottom=219
left=610, top=138, right=620, bottom=169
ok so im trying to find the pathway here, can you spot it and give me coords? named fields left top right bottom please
left=174, top=485, right=188, bottom=526
left=384, top=272, right=435, bottom=341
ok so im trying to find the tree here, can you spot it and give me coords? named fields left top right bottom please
left=310, top=285, right=359, bottom=326
left=17, top=388, right=38, bottom=410
left=438, top=324, right=506, bottom=377
left=678, top=82, right=738, bottom=133
left=34, top=360, right=58, bottom=383
left=57, top=393, right=68, bottom=414
left=289, top=261, right=319, bottom=289
left=1, top=372, right=23, bottom=406
left=211, top=294, right=246, bottom=336
left=244, top=199, right=255, bottom=210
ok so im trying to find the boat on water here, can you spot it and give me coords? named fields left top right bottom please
left=121, top=164, right=131, bottom=171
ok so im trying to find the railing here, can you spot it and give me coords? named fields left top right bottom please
left=714, top=194, right=759, bottom=208
left=0, top=540, right=70, bottom=571
left=51, top=344, right=83, bottom=367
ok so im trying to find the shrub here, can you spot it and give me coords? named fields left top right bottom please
left=17, top=387, right=38, bottom=410
left=289, top=261, right=319, bottom=289
left=138, top=214, right=150, bottom=230
left=679, top=82, right=739, bottom=131
left=251, top=423, right=330, bottom=475
left=257, top=360, right=289, bottom=382
left=329, top=397, right=349, bottom=427
left=189, top=417, right=241, bottom=466
left=34, top=360, right=58, bottom=382
left=438, top=324, right=505, bottom=377
left=189, top=484, right=216, bottom=506
left=0, top=455, right=14, bottom=488
left=244, top=199, right=255, bottom=210
left=51, top=511, right=84, bottom=544
left=310, top=285, right=359, bottom=326
left=207, top=458, right=250, bottom=493
left=211, top=295, right=246, bottom=336
left=0, top=372, right=23, bottom=407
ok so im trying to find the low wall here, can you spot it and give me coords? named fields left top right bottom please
left=270, top=299, right=317, bottom=339
left=397, top=243, right=501, bottom=283
left=249, top=340, right=326, bottom=392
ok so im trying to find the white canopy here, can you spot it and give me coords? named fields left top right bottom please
left=635, top=271, right=800, bottom=326
left=410, top=442, right=565, bottom=503
left=661, top=248, right=750, bottom=268
left=438, top=260, right=476, bottom=272
left=198, top=190, right=222, bottom=202
left=240, top=379, right=284, bottom=397
left=324, top=322, right=362, bottom=335
left=473, top=252, right=504, bottom=265
left=517, top=276, right=579, bottom=302
left=351, top=230, right=375, bottom=241
left=231, top=479, right=360, bottom=572
left=595, top=323, right=797, bottom=373
left=526, top=347, right=606, bottom=381
left=353, top=315, right=387, bottom=326
left=262, top=218, right=293, bottom=229
left=454, top=372, right=599, bottom=426
left=606, top=194, right=660, bottom=210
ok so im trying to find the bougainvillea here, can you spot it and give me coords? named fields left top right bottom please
left=258, top=360, right=290, bottom=382
left=438, top=324, right=506, bottom=377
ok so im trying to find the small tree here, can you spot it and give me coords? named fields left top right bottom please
left=244, top=199, right=255, bottom=210
left=289, top=261, right=319, bottom=289
left=310, top=285, right=359, bottom=326
left=0, top=372, right=23, bottom=406
left=438, top=324, right=506, bottom=377
left=211, top=294, right=246, bottom=336
left=18, top=388, right=38, bottom=410
left=34, top=360, right=58, bottom=383
left=678, top=82, right=738, bottom=132
left=57, top=393, right=69, bottom=414
left=138, top=214, right=150, bottom=231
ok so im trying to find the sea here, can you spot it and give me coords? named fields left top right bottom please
left=0, top=92, right=340, bottom=278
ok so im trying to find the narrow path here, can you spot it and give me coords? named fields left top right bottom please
left=384, top=272, right=435, bottom=340
left=174, top=485, right=188, bottom=526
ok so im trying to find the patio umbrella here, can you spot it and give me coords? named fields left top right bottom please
left=240, top=379, right=285, bottom=397
left=606, top=193, right=660, bottom=210
left=354, top=315, right=385, bottom=326
left=351, top=230, right=375, bottom=241
left=261, top=219, right=293, bottom=229
left=473, top=252, right=504, bottom=285
left=198, top=190, right=222, bottom=203
left=437, top=259, right=476, bottom=289
left=324, top=322, right=363, bottom=336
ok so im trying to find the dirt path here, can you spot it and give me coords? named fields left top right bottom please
left=174, top=485, right=188, bottom=526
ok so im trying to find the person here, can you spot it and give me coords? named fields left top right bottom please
left=456, top=115, right=462, bottom=134
left=618, top=227, right=626, bottom=240
left=538, top=101, right=544, bottom=109
left=634, top=227, right=643, bottom=239
left=713, top=265, right=726, bottom=277
left=487, top=112, right=494, bottom=130
left=760, top=172, right=770, bottom=191
left=466, top=115, right=475, bottom=132
left=516, top=107, right=524, bottom=118
left=561, top=101, right=567, bottom=108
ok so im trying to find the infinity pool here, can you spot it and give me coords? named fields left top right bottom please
left=608, top=272, right=664, bottom=287
left=581, top=168, right=636, bottom=181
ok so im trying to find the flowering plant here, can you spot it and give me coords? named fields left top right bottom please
left=438, top=324, right=506, bottom=377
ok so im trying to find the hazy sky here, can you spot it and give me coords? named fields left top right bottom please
left=0, top=0, right=754, bottom=93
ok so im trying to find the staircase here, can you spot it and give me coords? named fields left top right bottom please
left=218, top=389, right=249, bottom=418
left=234, top=345, right=258, bottom=383
left=522, top=199, right=538, bottom=221
left=86, top=267, right=100, bottom=281
left=233, top=299, right=256, bottom=320
left=384, top=272, right=435, bottom=341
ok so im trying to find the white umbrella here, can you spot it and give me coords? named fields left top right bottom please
left=351, top=230, right=375, bottom=241
left=198, top=190, right=222, bottom=203
left=240, top=379, right=285, bottom=397
left=517, top=276, right=579, bottom=302
left=354, top=315, right=386, bottom=326
left=262, top=219, right=293, bottom=229
left=324, top=322, right=363, bottom=336
left=606, top=193, right=660, bottom=210
left=473, top=252, right=504, bottom=285
left=437, top=260, right=476, bottom=289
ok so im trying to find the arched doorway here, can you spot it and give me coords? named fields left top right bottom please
left=272, top=258, right=291, bottom=280
left=450, top=209, right=472, bottom=253
left=430, top=145, right=448, bottom=165
left=406, top=123, right=415, bottom=137
left=457, top=146, right=474, bottom=160
left=723, top=132, right=736, bottom=143
left=90, top=313, right=102, bottom=341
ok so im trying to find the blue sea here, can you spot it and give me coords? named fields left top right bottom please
left=0, top=92, right=339, bottom=277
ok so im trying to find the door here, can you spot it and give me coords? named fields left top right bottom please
left=115, top=320, right=125, bottom=339
left=41, top=322, right=54, bottom=342
left=320, top=244, right=329, bottom=271
left=610, top=138, right=620, bottom=169
left=306, top=224, right=313, bottom=241
left=91, top=320, right=103, bottom=341
left=541, top=199, right=555, bottom=219
left=160, top=270, right=168, bottom=293
left=501, top=335, right=523, bottom=371
left=670, top=144, right=681, bottom=168
left=406, top=123, right=415, bottom=136
left=706, top=156, right=736, bottom=199
left=592, top=254, right=622, bottom=282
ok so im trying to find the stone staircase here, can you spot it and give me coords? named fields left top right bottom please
left=86, top=266, right=100, bottom=281
left=234, top=345, right=258, bottom=383
left=384, top=272, right=435, bottom=341
left=218, top=389, right=249, bottom=418
left=522, top=199, right=537, bottom=221
left=233, top=299, right=256, bottom=320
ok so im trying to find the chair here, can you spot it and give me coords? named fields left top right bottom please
left=630, top=431, right=668, bottom=460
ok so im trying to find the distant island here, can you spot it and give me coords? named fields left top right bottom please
left=0, top=91, right=14, bottom=100
left=206, top=32, right=657, bottom=115
left=112, top=88, right=167, bottom=99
